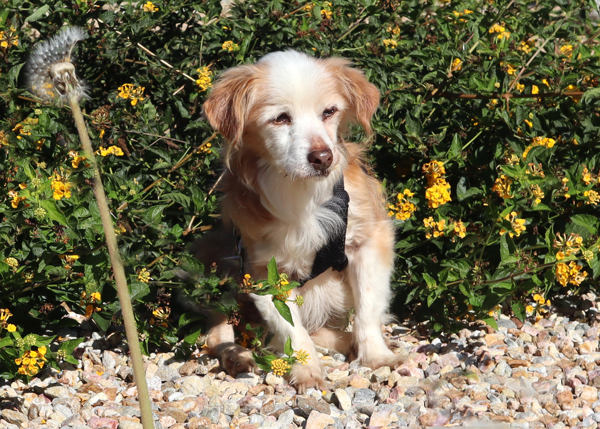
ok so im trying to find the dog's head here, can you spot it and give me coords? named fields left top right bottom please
left=203, top=50, right=379, bottom=180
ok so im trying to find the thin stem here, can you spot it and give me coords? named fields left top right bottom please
left=68, top=93, right=154, bottom=429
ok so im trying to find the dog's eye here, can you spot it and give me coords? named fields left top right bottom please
left=272, top=113, right=291, bottom=125
left=322, top=106, right=338, bottom=120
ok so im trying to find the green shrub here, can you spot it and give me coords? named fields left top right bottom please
left=0, top=0, right=599, bottom=378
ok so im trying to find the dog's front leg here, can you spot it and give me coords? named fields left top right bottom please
left=251, top=290, right=326, bottom=393
left=347, top=227, right=403, bottom=369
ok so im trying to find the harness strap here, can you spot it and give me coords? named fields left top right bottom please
left=298, top=175, right=349, bottom=286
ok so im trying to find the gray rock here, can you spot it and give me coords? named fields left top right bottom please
left=44, top=385, right=71, bottom=399
left=180, top=376, right=205, bottom=396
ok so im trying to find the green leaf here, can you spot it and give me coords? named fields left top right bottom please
left=500, top=233, right=516, bottom=262
left=39, top=200, right=70, bottom=227
left=456, top=177, right=482, bottom=201
left=92, top=312, right=112, bottom=331
left=482, top=317, right=498, bottom=330
left=422, top=272, right=437, bottom=288
left=25, top=5, right=50, bottom=22
left=284, top=336, right=293, bottom=357
left=267, top=257, right=279, bottom=285
left=511, top=301, right=526, bottom=322
left=142, top=204, right=168, bottom=226
left=184, top=328, right=202, bottom=346
left=129, top=281, right=151, bottom=301
left=570, top=215, right=598, bottom=235
left=273, top=298, right=294, bottom=326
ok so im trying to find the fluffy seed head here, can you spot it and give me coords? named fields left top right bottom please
left=26, top=26, right=88, bottom=103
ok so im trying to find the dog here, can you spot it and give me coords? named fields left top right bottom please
left=201, top=50, right=401, bottom=392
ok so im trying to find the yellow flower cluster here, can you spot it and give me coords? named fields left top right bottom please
left=150, top=306, right=170, bottom=327
left=383, top=39, right=398, bottom=49
left=452, top=220, right=466, bottom=240
left=0, top=309, right=16, bottom=333
left=423, top=217, right=445, bottom=239
left=518, top=40, right=532, bottom=54
left=530, top=184, right=544, bottom=205
left=16, top=347, right=47, bottom=376
left=143, top=1, right=159, bottom=12
left=559, top=44, right=573, bottom=59
left=138, top=268, right=151, bottom=283
left=526, top=162, right=545, bottom=177
left=68, top=150, right=88, bottom=169
left=8, top=184, right=28, bottom=209
left=532, top=85, right=539, bottom=95
left=584, top=190, right=600, bottom=205
left=196, top=67, right=213, bottom=92
left=97, top=146, right=124, bottom=157
left=422, top=161, right=451, bottom=208
left=387, top=189, right=416, bottom=221
left=492, top=174, right=512, bottom=199
left=222, top=41, right=240, bottom=52
left=581, top=166, right=597, bottom=186
left=321, top=2, right=333, bottom=20
left=522, top=136, right=555, bottom=159
left=303, top=4, right=314, bottom=12
left=60, top=254, right=80, bottom=270
left=489, top=23, right=510, bottom=40
left=526, top=293, right=550, bottom=322
left=451, top=58, right=462, bottom=72
left=554, top=232, right=583, bottom=260
left=81, top=291, right=102, bottom=317
left=386, top=26, right=401, bottom=35
left=0, top=130, right=8, bottom=146
left=294, top=350, right=309, bottom=365
left=499, top=211, right=526, bottom=238
left=12, top=118, right=38, bottom=140
left=117, top=84, right=145, bottom=106
left=555, top=261, right=587, bottom=287
left=51, top=173, right=73, bottom=201
left=0, top=27, right=18, bottom=49
left=270, top=358, right=291, bottom=376
left=516, top=83, right=525, bottom=93
left=4, top=258, right=18, bottom=271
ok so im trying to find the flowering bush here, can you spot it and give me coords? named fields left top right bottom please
left=0, top=0, right=599, bottom=378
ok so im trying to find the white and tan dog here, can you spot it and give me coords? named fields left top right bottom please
left=202, top=50, right=400, bottom=392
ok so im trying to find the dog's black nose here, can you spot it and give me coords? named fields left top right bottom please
left=308, top=149, right=333, bottom=171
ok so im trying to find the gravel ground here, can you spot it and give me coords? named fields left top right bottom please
left=2, top=295, right=600, bottom=429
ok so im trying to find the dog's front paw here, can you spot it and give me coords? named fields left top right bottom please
left=218, top=344, right=257, bottom=377
left=289, top=363, right=329, bottom=394
left=361, top=350, right=405, bottom=370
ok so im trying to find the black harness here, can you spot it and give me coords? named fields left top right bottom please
left=235, top=175, right=350, bottom=287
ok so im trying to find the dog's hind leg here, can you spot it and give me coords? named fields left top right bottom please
left=310, top=327, right=356, bottom=359
left=206, top=312, right=256, bottom=376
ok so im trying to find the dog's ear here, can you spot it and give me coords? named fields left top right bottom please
left=326, top=58, right=380, bottom=138
left=203, top=65, right=259, bottom=161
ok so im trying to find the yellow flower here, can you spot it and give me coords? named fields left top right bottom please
left=518, top=41, right=532, bottom=54
left=90, top=292, right=101, bottom=302
left=388, top=189, right=416, bottom=221
left=8, top=190, right=28, bottom=209
left=452, top=220, right=467, bottom=239
left=294, top=295, right=304, bottom=307
left=138, top=268, right=151, bottom=283
left=425, top=180, right=451, bottom=208
left=559, top=44, right=573, bottom=57
left=6, top=324, right=16, bottom=332
left=196, top=67, right=213, bottom=92
left=97, top=146, right=124, bottom=157
left=117, top=84, right=145, bottom=106
left=69, top=150, right=88, bottom=169
left=526, top=305, right=534, bottom=314
left=524, top=119, right=532, bottom=127
left=506, top=64, right=516, bottom=75
left=222, top=41, right=240, bottom=52
left=496, top=32, right=510, bottom=41
left=451, top=58, right=462, bottom=72
left=489, top=24, right=506, bottom=34
left=386, top=26, right=401, bottom=35
left=294, top=350, right=310, bottom=365
left=143, top=1, right=159, bottom=12
left=270, top=358, right=291, bottom=376
left=492, top=175, right=512, bottom=199
left=4, top=257, right=19, bottom=270
left=51, top=174, right=73, bottom=200
left=303, top=4, right=314, bottom=11
left=423, top=217, right=446, bottom=239
left=382, top=39, right=398, bottom=49
left=584, top=190, right=600, bottom=205
left=555, top=261, right=587, bottom=287
left=532, top=85, right=539, bottom=95
left=542, top=79, right=550, bottom=87
left=499, top=212, right=526, bottom=238
left=321, top=9, right=333, bottom=19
